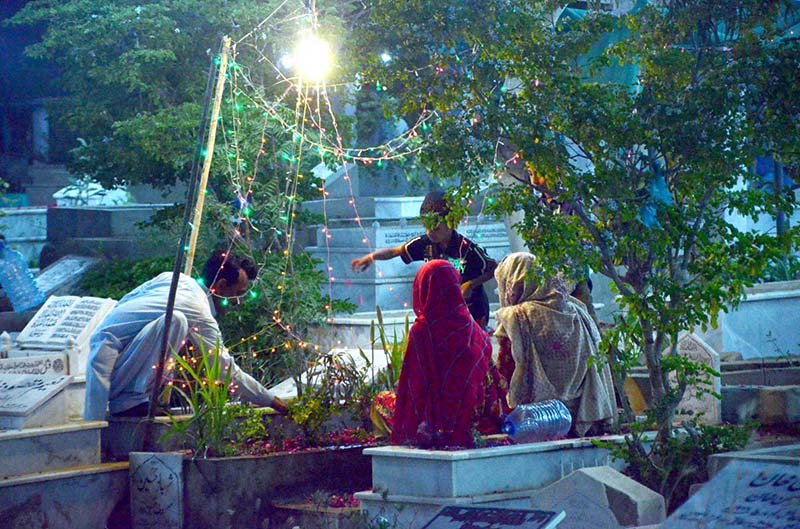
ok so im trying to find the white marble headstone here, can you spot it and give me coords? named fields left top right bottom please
left=668, top=333, right=721, bottom=425
left=14, top=295, right=116, bottom=375
left=0, top=374, right=71, bottom=429
left=663, top=460, right=800, bottom=529
left=130, top=452, right=184, bottom=529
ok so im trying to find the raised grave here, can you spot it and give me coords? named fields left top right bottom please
left=356, top=435, right=647, bottom=529
left=662, top=460, right=800, bottom=529
left=0, top=374, right=72, bottom=429
left=708, top=443, right=800, bottom=478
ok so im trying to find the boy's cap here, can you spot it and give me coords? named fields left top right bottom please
left=419, top=189, right=449, bottom=216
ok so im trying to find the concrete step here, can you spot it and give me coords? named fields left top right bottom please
left=0, top=461, right=129, bottom=529
left=0, top=420, right=106, bottom=479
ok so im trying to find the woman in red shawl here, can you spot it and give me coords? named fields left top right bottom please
left=391, top=260, right=506, bottom=448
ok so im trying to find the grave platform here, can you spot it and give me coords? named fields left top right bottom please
left=0, top=420, right=107, bottom=479
left=357, top=435, right=645, bottom=529
left=0, top=461, right=129, bottom=529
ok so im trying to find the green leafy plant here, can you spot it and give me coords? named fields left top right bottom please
left=78, top=256, right=173, bottom=300
left=368, top=305, right=409, bottom=391
left=597, top=418, right=756, bottom=513
left=161, top=341, right=239, bottom=458
left=289, top=347, right=378, bottom=442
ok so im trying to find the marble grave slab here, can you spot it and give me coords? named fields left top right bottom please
left=420, top=506, right=565, bottom=529
left=0, top=374, right=72, bottom=429
left=35, top=255, right=98, bottom=297
left=663, top=460, right=800, bottom=529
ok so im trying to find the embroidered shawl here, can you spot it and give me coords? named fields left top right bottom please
left=494, top=252, right=615, bottom=435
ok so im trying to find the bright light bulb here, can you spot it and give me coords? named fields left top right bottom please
left=293, top=33, right=333, bottom=84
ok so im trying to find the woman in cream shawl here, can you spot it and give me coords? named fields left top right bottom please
left=494, top=252, right=615, bottom=436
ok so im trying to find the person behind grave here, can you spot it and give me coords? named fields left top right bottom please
left=83, top=250, right=289, bottom=420
left=494, top=252, right=615, bottom=437
left=350, top=190, right=497, bottom=329
left=391, top=260, right=508, bottom=448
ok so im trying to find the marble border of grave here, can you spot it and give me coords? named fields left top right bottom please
left=708, top=442, right=800, bottom=478
left=364, top=434, right=654, bottom=499
left=128, top=444, right=373, bottom=529
left=0, top=420, right=107, bottom=479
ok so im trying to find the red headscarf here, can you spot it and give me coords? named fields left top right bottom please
left=391, top=260, right=494, bottom=448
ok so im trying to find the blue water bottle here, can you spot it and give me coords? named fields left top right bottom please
left=501, top=399, right=572, bottom=443
left=0, top=241, right=46, bottom=312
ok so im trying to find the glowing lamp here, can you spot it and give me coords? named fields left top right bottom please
left=293, top=33, right=333, bottom=84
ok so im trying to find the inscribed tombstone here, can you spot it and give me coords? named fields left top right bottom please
left=0, top=353, right=68, bottom=376
left=15, top=295, right=116, bottom=374
left=668, top=333, right=721, bottom=425
left=662, top=460, right=800, bottom=529
left=130, top=452, right=183, bottom=529
left=420, top=506, right=565, bottom=529
left=0, top=374, right=71, bottom=429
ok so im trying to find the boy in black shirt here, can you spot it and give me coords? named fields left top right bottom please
left=351, top=190, right=497, bottom=328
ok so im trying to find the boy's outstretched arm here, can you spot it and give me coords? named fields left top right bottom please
left=351, top=245, right=405, bottom=272
left=461, top=257, right=498, bottom=298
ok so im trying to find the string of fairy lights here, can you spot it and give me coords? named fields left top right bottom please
left=170, top=0, right=509, bottom=386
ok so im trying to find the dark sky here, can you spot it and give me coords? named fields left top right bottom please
left=0, top=0, right=59, bottom=104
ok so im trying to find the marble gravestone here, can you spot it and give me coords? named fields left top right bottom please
left=663, top=460, right=800, bottom=529
left=34, top=255, right=98, bottom=297
left=0, top=353, right=68, bottom=376
left=130, top=452, right=183, bottom=529
left=0, top=374, right=72, bottom=429
left=12, top=295, right=116, bottom=375
left=669, top=333, right=721, bottom=425
left=421, top=506, right=565, bottom=529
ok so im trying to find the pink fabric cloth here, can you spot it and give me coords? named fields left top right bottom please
left=391, top=260, right=495, bottom=448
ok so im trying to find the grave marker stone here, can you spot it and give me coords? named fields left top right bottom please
left=35, top=255, right=98, bottom=297
left=662, top=460, right=800, bottom=529
left=130, top=452, right=184, bottom=529
left=0, top=374, right=71, bottom=429
left=15, top=295, right=116, bottom=374
left=0, top=353, right=68, bottom=375
left=420, top=506, right=565, bottom=529
left=668, top=333, right=721, bottom=425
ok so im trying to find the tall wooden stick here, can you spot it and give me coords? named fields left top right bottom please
left=142, top=37, right=230, bottom=444
left=184, top=36, right=231, bottom=275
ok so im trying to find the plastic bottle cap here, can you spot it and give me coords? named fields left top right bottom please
left=501, top=420, right=514, bottom=436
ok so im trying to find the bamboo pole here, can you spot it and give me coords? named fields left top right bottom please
left=184, top=36, right=231, bottom=275
left=142, top=37, right=229, bottom=438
